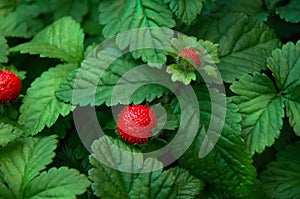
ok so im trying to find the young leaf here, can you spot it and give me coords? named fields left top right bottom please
left=267, top=41, right=300, bottom=135
left=56, top=50, right=170, bottom=106
left=99, top=0, right=175, bottom=67
left=165, top=0, right=205, bottom=25
left=19, top=64, right=76, bottom=135
left=89, top=136, right=175, bottom=199
left=0, top=36, right=8, bottom=63
left=0, top=122, right=23, bottom=147
left=167, top=64, right=196, bottom=85
left=179, top=88, right=261, bottom=198
left=190, top=13, right=281, bottom=82
left=261, top=142, right=300, bottom=198
left=11, top=17, right=84, bottom=63
left=0, top=136, right=57, bottom=198
left=276, top=0, right=300, bottom=23
left=230, top=72, right=284, bottom=154
left=24, top=167, right=91, bottom=199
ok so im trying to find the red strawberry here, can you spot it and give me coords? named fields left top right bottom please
left=0, top=70, right=22, bottom=104
left=117, top=104, right=157, bottom=144
left=179, top=48, right=201, bottom=66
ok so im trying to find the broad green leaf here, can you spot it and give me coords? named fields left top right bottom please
left=0, top=36, right=8, bottom=63
left=276, top=0, right=300, bottom=23
left=261, top=142, right=300, bottom=198
left=267, top=41, right=300, bottom=135
left=0, top=4, right=43, bottom=38
left=165, top=0, right=205, bottom=25
left=52, top=0, right=88, bottom=23
left=230, top=72, right=284, bottom=154
left=19, top=64, right=76, bottom=135
left=0, top=136, right=57, bottom=198
left=24, top=167, right=90, bottom=199
left=56, top=50, right=170, bottom=106
left=169, top=167, right=204, bottom=199
left=99, top=0, right=175, bottom=67
left=179, top=86, right=261, bottom=198
left=89, top=136, right=175, bottom=199
left=190, top=13, right=281, bottom=83
left=0, top=122, right=23, bottom=147
left=267, top=41, right=300, bottom=91
left=11, top=17, right=84, bottom=63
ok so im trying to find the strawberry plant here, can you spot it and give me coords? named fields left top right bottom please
left=1, top=0, right=300, bottom=199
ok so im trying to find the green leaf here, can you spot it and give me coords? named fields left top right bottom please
left=11, top=17, right=84, bottom=63
left=230, top=72, right=284, bottom=154
left=89, top=136, right=175, bottom=199
left=276, top=0, right=300, bottom=23
left=285, top=100, right=300, bottom=136
left=261, top=142, right=300, bottom=198
left=267, top=41, right=300, bottom=136
left=56, top=50, right=170, bottom=106
left=165, top=0, right=205, bottom=25
left=267, top=41, right=300, bottom=91
left=179, top=86, right=261, bottom=198
left=0, top=136, right=57, bottom=198
left=24, top=167, right=90, bottom=199
left=169, top=167, right=204, bottom=199
left=167, top=64, right=196, bottom=85
left=191, top=13, right=281, bottom=83
left=0, top=4, right=43, bottom=38
left=52, top=0, right=88, bottom=23
left=99, top=0, right=175, bottom=67
left=0, top=122, right=23, bottom=147
left=0, top=36, right=8, bottom=63
left=19, top=64, right=76, bottom=135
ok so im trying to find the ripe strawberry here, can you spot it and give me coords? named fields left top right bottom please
left=0, top=70, right=22, bottom=104
left=179, top=48, right=201, bottom=66
left=117, top=104, right=157, bottom=144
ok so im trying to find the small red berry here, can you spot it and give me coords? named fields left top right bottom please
left=179, top=48, right=201, bottom=66
left=0, top=70, right=22, bottom=104
left=117, top=104, right=157, bottom=144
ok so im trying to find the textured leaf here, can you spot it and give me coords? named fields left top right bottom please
left=267, top=41, right=300, bottom=135
left=170, top=167, right=204, bottom=199
left=52, top=0, right=88, bottom=23
left=99, top=0, right=175, bottom=67
left=261, top=142, right=300, bottom=198
left=24, top=167, right=90, bottom=199
left=165, top=0, right=205, bottom=25
left=0, top=122, right=23, bottom=147
left=56, top=49, right=171, bottom=106
left=0, top=136, right=57, bottom=198
left=0, top=36, right=8, bottom=63
left=19, top=64, right=76, bottom=135
left=276, top=0, right=300, bottom=23
left=190, top=13, right=281, bottom=82
left=11, top=17, right=84, bottom=63
left=0, top=4, right=43, bottom=38
left=179, top=86, right=261, bottom=198
left=267, top=41, right=300, bottom=91
left=89, top=136, right=175, bottom=199
left=230, top=72, right=284, bottom=154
